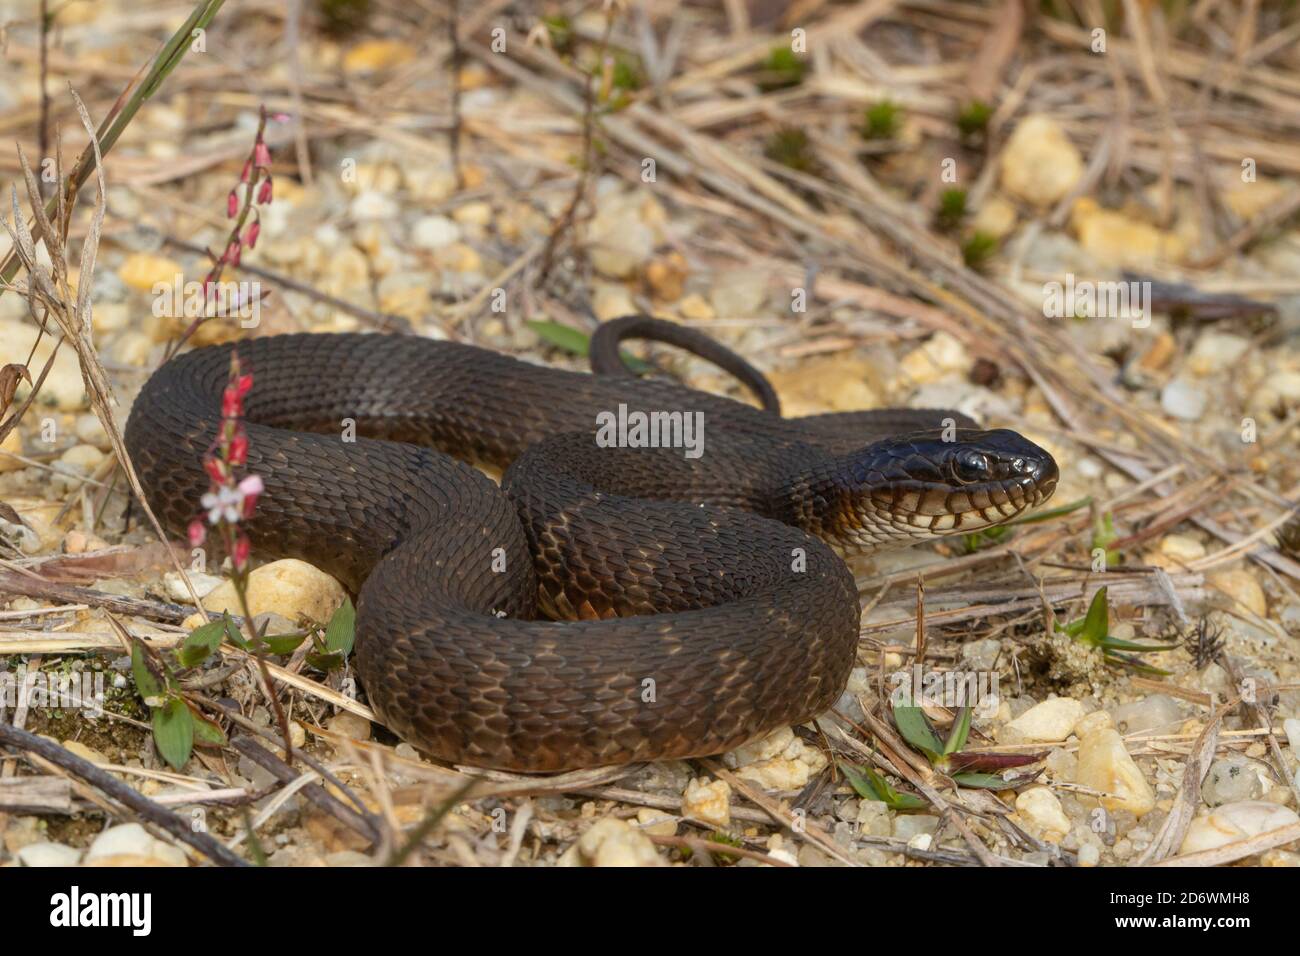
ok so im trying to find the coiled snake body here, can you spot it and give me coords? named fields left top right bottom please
left=126, top=327, right=1057, bottom=771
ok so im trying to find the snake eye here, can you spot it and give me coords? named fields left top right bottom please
left=954, top=450, right=990, bottom=482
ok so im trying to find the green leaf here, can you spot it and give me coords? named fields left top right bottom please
left=962, top=524, right=1011, bottom=553
left=525, top=320, right=652, bottom=372
left=306, top=651, right=346, bottom=672
left=1103, top=651, right=1172, bottom=676
left=186, top=701, right=227, bottom=746
left=324, top=598, right=356, bottom=656
left=951, top=771, right=1026, bottom=791
left=1078, top=586, right=1110, bottom=646
left=222, top=617, right=250, bottom=650
left=1098, top=636, right=1180, bottom=653
left=892, top=701, right=944, bottom=762
left=131, top=643, right=164, bottom=704
left=1008, top=495, right=1091, bottom=526
left=839, top=761, right=927, bottom=812
left=264, top=631, right=309, bottom=655
left=943, top=705, right=972, bottom=756
left=177, top=617, right=228, bottom=667
left=152, top=695, right=194, bottom=770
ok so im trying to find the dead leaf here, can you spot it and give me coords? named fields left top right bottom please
left=0, top=363, right=32, bottom=416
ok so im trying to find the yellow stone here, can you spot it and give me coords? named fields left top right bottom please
left=766, top=354, right=882, bottom=417
left=118, top=252, right=185, bottom=293
left=1223, top=179, right=1290, bottom=221
left=677, top=294, right=715, bottom=321
left=644, top=253, right=688, bottom=302
left=1000, top=115, right=1084, bottom=206
left=0, top=428, right=24, bottom=473
left=1075, top=711, right=1156, bottom=817
left=1070, top=198, right=1188, bottom=267
left=593, top=284, right=637, bottom=322
left=342, top=40, right=418, bottom=74
left=635, top=808, right=678, bottom=837
left=184, top=559, right=346, bottom=629
left=970, top=195, right=1019, bottom=240
left=681, top=777, right=731, bottom=828
left=1209, top=568, right=1268, bottom=617
left=378, top=285, right=431, bottom=324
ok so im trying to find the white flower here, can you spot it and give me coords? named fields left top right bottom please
left=201, top=486, right=243, bottom=524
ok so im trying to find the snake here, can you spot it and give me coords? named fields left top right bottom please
left=125, top=320, right=1058, bottom=772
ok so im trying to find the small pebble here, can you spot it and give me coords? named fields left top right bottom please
left=1160, top=378, right=1208, bottom=421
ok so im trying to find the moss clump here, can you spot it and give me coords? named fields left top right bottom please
left=862, top=100, right=902, bottom=140
left=956, top=99, right=994, bottom=142
left=757, top=46, right=806, bottom=91
left=961, top=230, right=998, bottom=270
left=934, top=188, right=968, bottom=232
left=764, top=127, right=818, bottom=173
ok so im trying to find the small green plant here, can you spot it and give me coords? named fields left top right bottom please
left=757, top=46, right=806, bottom=91
left=891, top=700, right=1044, bottom=790
left=956, top=99, right=994, bottom=142
left=542, top=14, right=575, bottom=55
left=593, top=53, right=644, bottom=110
left=934, top=188, right=968, bottom=232
left=838, top=760, right=927, bottom=811
left=764, top=126, right=818, bottom=173
left=1091, top=511, right=1122, bottom=567
left=961, top=230, right=998, bottom=270
left=133, top=600, right=355, bottom=769
left=610, top=55, right=643, bottom=92
left=861, top=100, right=902, bottom=140
left=1054, top=586, right=1178, bottom=674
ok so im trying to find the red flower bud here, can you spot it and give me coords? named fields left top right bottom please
left=238, top=475, right=264, bottom=519
left=221, top=386, right=244, bottom=420
left=231, top=533, right=251, bottom=571
left=245, top=221, right=260, bottom=250
left=240, top=160, right=252, bottom=183
left=257, top=177, right=273, bottom=205
left=254, top=141, right=271, bottom=169
left=228, top=429, right=248, bottom=466
left=227, top=189, right=238, bottom=218
left=188, top=519, right=206, bottom=547
left=203, top=455, right=227, bottom=485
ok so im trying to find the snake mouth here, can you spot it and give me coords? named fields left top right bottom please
left=842, top=428, right=1060, bottom=545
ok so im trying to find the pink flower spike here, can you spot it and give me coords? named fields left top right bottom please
left=188, top=519, right=206, bottom=547
left=257, top=178, right=273, bottom=205
left=245, top=221, right=260, bottom=250
left=254, top=141, right=271, bottom=169
left=227, top=190, right=238, bottom=218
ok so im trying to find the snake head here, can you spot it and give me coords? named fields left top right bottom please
left=834, top=428, right=1059, bottom=549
